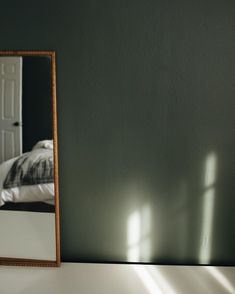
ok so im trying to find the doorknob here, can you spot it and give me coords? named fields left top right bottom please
left=13, top=122, right=22, bottom=127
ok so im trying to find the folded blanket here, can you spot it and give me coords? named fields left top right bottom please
left=3, top=148, right=54, bottom=189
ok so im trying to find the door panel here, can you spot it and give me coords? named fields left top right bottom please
left=0, top=57, right=22, bottom=163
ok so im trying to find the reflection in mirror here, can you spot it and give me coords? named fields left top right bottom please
left=0, top=52, right=60, bottom=266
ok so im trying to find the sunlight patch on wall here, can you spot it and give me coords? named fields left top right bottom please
left=127, top=211, right=141, bottom=261
left=204, top=153, right=217, bottom=187
left=127, top=204, right=152, bottom=262
left=199, top=152, right=217, bottom=264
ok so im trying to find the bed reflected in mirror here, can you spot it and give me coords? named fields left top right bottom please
left=0, top=52, right=60, bottom=266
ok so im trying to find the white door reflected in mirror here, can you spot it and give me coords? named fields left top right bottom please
left=0, top=57, right=23, bottom=163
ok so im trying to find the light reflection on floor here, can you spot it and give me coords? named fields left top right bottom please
left=132, top=265, right=235, bottom=294
left=133, top=266, right=164, bottom=294
left=205, top=267, right=235, bottom=294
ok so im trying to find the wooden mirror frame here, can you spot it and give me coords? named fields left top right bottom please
left=0, top=51, right=60, bottom=267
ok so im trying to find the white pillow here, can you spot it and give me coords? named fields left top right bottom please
left=32, top=140, right=53, bottom=150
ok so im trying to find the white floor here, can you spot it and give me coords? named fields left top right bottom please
left=0, top=263, right=234, bottom=294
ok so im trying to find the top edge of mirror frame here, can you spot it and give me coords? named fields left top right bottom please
left=0, top=51, right=56, bottom=57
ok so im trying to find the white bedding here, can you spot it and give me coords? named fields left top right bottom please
left=0, top=141, right=55, bottom=207
left=0, top=183, right=54, bottom=207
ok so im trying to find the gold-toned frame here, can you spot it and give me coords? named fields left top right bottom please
left=0, top=51, right=60, bottom=267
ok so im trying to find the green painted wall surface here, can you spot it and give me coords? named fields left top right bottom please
left=23, top=56, right=52, bottom=152
left=1, top=0, right=234, bottom=264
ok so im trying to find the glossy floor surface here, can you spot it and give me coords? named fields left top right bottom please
left=0, top=263, right=234, bottom=294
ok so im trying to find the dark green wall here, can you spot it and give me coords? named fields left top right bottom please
left=23, top=56, right=52, bottom=152
left=1, top=0, right=234, bottom=265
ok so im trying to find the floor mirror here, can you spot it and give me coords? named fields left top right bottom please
left=0, top=51, right=60, bottom=266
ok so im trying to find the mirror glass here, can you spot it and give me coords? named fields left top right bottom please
left=0, top=52, right=60, bottom=266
